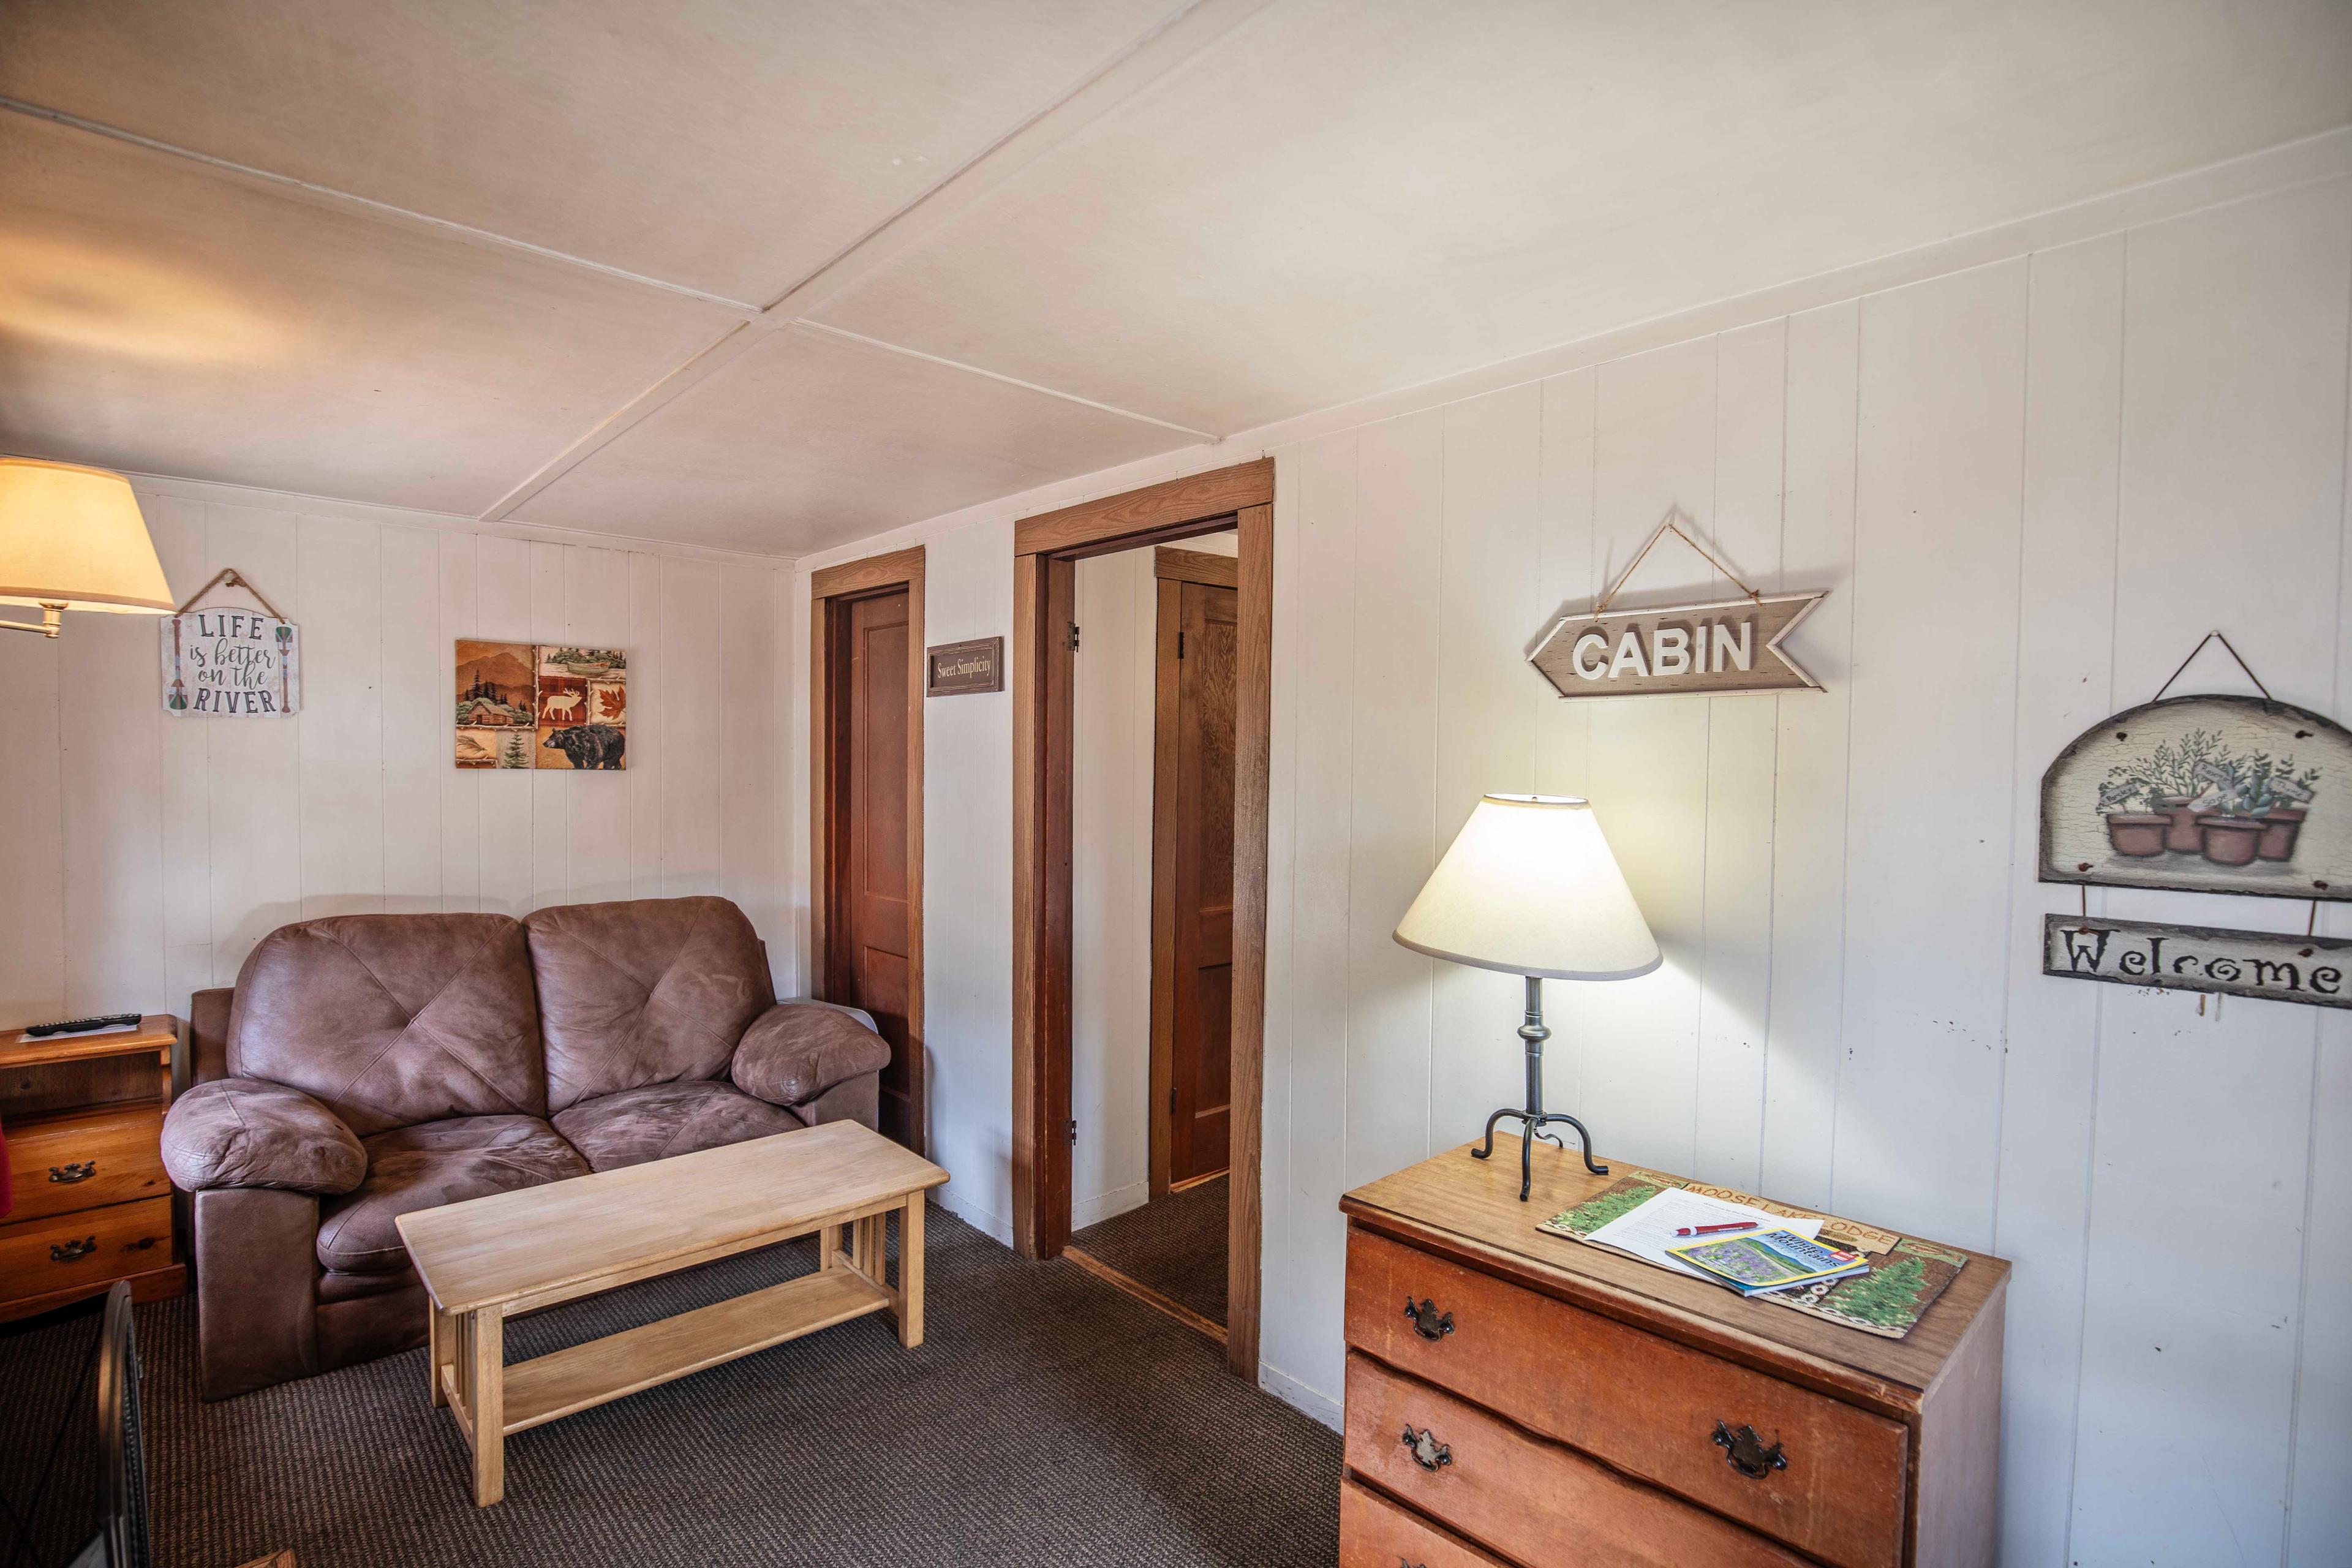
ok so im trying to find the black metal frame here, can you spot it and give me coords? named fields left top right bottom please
left=1472, top=975, right=1608, bottom=1201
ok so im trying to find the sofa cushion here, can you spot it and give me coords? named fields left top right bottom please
left=551, top=1081, right=803, bottom=1173
left=228, top=913, right=546, bottom=1136
left=316, top=1115, right=587, bottom=1275
left=524, top=897, right=775, bottom=1113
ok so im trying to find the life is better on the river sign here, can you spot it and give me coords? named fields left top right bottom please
left=1528, top=591, right=1826, bottom=701
left=2043, top=913, right=2352, bottom=1011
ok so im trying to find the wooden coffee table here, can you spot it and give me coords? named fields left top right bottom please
left=396, top=1118, right=946, bottom=1506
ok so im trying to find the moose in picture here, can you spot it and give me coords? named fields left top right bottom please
left=2041, top=693, right=2352, bottom=901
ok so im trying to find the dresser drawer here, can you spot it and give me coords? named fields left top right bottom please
left=0, top=1197, right=172, bottom=1304
left=1342, top=1477, right=1511, bottom=1567
left=2, top=1104, right=168, bottom=1224
left=1346, top=1353, right=1814, bottom=1568
left=1348, top=1226, right=1906, bottom=1568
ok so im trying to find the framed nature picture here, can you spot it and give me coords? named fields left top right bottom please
left=535, top=646, right=627, bottom=769
left=454, top=641, right=627, bottom=769
left=454, top=639, right=535, bottom=767
left=2041, top=693, right=2352, bottom=900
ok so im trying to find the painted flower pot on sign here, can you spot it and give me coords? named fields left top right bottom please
left=2103, top=813, right=2172, bottom=858
left=2197, top=815, right=2266, bottom=867
left=2256, top=808, right=2307, bottom=862
left=2157, top=800, right=2206, bottom=853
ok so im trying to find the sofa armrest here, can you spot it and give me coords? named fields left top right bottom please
left=730, top=1003, right=892, bottom=1109
left=162, top=1077, right=367, bottom=1195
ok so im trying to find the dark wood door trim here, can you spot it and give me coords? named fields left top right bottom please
left=810, top=546, right=925, bottom=1154
left=1154, top=545, right=1240, bottom=589
left=1012, top=458, right=1273, bottom=1382
left=1016, top=458, right=1273, bottom=558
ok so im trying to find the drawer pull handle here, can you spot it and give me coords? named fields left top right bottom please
left=1400, top=1424, right=1452, bottom=1471
left=1402, top=1296, right=1455, bottom=1341
left=48, top=1161, right=98, bottom=1185
left=1713, top=1421, right=1787, bottom=1479
left=1397, top=1559, right=1427, bottom=1568
left=51, top=1237, right=97, bottom=1263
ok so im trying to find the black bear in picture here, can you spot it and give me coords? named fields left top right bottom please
left=543, top=723, right=626, bottom=770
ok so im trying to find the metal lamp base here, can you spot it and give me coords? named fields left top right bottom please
left=1471, top=975, right=1608, bottom=1201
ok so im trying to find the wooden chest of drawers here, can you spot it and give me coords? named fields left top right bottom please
left=0, top=1017, right=186, bottom=1321
left=1340, top=1137, right=2007, bottom=1568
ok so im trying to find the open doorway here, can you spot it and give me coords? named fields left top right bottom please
left=1009, top=459, right=1272, bottom=1381
left=1061, top=539, right=1238, bottom=1340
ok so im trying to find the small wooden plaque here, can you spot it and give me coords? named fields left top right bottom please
left=925, top=636, right=1003, bottom=697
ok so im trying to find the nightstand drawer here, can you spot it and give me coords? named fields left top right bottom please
left=2, top=1104, right=168, bottom=1224
left=1348, top=1226, right=1906, bottom=1568
left=0, top=1197, right=173, bottom=1304
left=1341, top=1477, right=1511, bottom=1567
left=1346, top=1353, right=1814, bottom=1568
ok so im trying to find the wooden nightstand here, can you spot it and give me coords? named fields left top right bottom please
left=1340, top=1137, right=2007, bottom=1568
left=0, top=1016, right=184, bottom=1322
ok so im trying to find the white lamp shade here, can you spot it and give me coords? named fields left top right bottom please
left=0, top=458, right=174, bottom=614
left=1394, top=794, right=1660, bottom=981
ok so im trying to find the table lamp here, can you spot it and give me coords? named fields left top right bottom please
left=0, top=458, right=175, bottom=638
left=1394, top=794, right=1659, bottom=1201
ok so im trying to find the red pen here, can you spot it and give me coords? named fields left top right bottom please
left=1675, top=1221, right=1760, bottom=1237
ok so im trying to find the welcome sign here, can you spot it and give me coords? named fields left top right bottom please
left=160, top=609, right=301, bottom=717
left=2043, top=914, right=2352, bottom=1010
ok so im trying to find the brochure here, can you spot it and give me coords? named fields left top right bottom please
left=1664, top=1227, right=1869, bottom=1297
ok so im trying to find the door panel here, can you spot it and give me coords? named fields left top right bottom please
left=1155, top=578, right=1238, bottom=1189
left=827, top=587, right=918, bottom=1148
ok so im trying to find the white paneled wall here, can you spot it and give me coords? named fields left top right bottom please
left=1259, top=179, right=2352, bottom=1567
left=793, top=170, right=2352, bottom=1565
left=0, top=480, right=793, bottom=1028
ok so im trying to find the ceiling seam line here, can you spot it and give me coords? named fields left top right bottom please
left=0, top=93, right=766, bottom=318
left=472, top=321, right=768, bottom=522
left=788, top=322, right=1221, bottom=440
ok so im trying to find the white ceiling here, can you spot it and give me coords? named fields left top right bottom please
left=2, top=0, right=2347, bottom=556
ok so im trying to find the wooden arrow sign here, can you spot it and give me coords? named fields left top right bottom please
left=1529, top=592, right=1826, bottom=699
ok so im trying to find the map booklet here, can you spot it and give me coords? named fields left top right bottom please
left=1665, top=1227, right=1869, bottom=1297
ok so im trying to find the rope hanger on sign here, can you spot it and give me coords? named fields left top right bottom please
left=2149, top=628, right=2272, bottom=703
left=1592, top=507, right=1765, bottom=616
left=173, top=567, right=288, bottom=621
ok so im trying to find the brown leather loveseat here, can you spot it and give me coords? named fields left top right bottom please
left=159, top=895, right=891, bottom=1399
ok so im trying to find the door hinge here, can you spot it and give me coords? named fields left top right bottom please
left=1068, top=1117, right=1078, bottom=1147
left=1177, top=630, right=1186, bottom=658
left=1066, top=622, right=1082, bottom=651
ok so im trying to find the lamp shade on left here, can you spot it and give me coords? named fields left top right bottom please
left=0, top=458, right=174, bottom=614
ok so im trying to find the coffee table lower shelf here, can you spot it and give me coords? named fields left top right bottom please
left=441, top=1267, right=894, bottom=1442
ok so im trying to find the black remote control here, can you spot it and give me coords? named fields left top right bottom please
left=23, top=1012, right=143, bottom=1038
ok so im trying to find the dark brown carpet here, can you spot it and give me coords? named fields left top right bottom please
left=0, top=1203, right=1336, bottom=1567
left=1070, top=1175, right=1228, bottom=1327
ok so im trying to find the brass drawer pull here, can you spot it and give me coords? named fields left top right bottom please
left=1402, top=1296, right=1455, bottom=1341
left=51, top=1236, right=98, bottom=1262
left=49, top=1160, right=97, bottom=1184
left=1713, top=1420, right=1787, bottom=1479
left=1400, top=1424, right=1452, bottom=1471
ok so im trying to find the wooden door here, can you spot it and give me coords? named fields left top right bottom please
left=1152, top=578, right=1237, bottom=1191
left=826, top=587, right=918, bottom=1147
